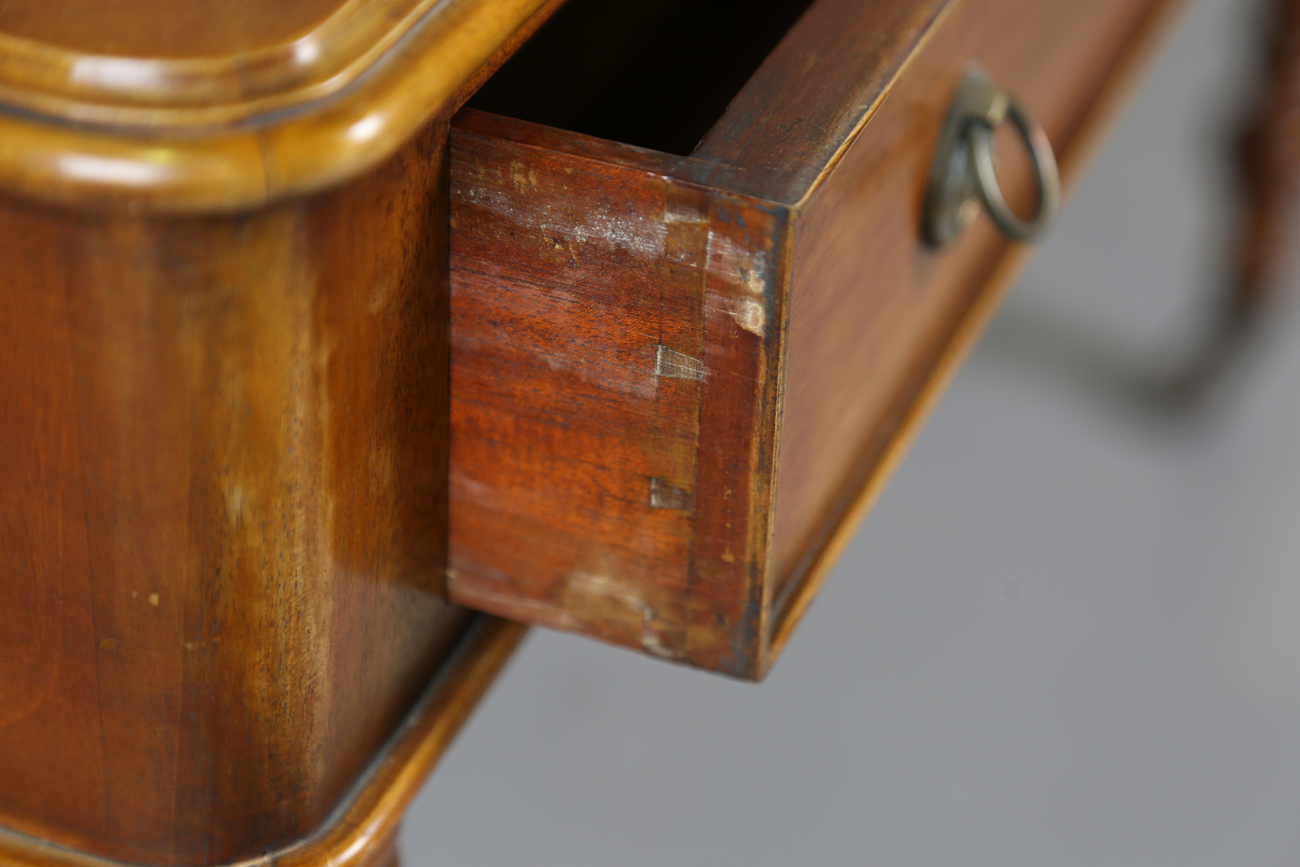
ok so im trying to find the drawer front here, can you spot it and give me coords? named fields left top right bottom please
left=765, top=0, right=1180, bottom=649
left=449, top=0, right=1178, bottom=678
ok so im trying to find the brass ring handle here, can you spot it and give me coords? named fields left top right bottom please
left=967, top=96, right=1060, bottom=240
left=924, top=65, right=1061, bottom=246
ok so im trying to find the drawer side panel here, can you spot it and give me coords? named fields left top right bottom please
left=449, top=114, right=785, bottom=676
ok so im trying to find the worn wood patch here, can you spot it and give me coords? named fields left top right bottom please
left=449, top=113, right=785, bottom=675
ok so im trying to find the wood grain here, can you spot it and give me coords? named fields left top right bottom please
left=0, top=0, right=556, bottom=212
left=0, top=109, right=469, bottom=865
left=448, top=0, right=1185, bottom=677
left=0, top=0, right=567, bottom=860
left=0, top=617, right=526, bottom=867
left=448, top=114, right=783, bottom=674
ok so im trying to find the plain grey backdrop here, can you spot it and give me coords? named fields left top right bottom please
left=404, top=0, right=1300, bottom=862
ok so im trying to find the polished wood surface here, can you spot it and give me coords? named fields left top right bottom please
left=0, top=618, right=526, bottom=867
left=0, top=110, right=471, bottom=865
left=0, top=0, right=575, bottom=859
left=447, top=0, right=1184, bottom=677
left=0, top=0, right=557, bottom=211
left=0, top=0, right=421, bottom=115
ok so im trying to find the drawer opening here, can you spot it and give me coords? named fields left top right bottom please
left=467, top=0, right=815, bottom=156
left=452, top=0, right=1173, bottom=678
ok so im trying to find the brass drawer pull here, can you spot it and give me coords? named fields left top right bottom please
left=925, top=65, right=1061, bottom=245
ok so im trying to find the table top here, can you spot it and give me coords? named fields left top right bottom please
left=0, top=0, right=554, bottom=212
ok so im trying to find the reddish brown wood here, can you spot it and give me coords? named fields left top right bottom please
left=0, top=114, right=471, bottom=866
left=0, top=0, right=575, bottom=858
left=448, top=116, right=782, bottom=672
left=448, top=0, right=1184, bottom=678
left=0, top=617, right=527, bottom=867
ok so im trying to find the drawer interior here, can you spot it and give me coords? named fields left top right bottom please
left=468, top=0, right=814, bottom=156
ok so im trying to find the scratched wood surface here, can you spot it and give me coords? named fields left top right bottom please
left=450, top=114, right=784, bottom=673
left=448, top=0, right=1184, bottom=678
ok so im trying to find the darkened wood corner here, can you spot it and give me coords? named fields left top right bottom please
left=0, top=0, right=558, bottom=864
left=446, top=0, right=1187, bottom=678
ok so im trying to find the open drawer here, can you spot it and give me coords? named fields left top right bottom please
left=448, top=0, right=1178, bottom=678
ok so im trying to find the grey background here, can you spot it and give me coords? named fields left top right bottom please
left=404, top=0, right=1300, bottom=862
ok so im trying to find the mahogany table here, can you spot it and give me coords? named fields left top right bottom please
left=1, top=0, right=1292, bottom=864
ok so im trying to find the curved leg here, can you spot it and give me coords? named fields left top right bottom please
left=1234, top=0, right=1300, bottom=323
left=1156, top=0, right=1300, bottom=408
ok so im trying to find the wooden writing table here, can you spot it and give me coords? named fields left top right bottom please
left=1, top=0, right=1293, bottom=863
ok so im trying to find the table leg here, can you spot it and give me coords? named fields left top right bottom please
left=1153, top=0, right=1300, bottom=407
left=1234, top=0, right=1300, bottom=322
